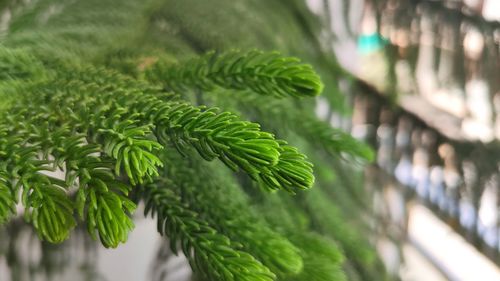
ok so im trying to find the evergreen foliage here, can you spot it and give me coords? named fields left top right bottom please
left=0, top=0, right=390, bottom=280
left=143, top=180, right=275, bottom=281
left=146, top=50, right=324, bottom=98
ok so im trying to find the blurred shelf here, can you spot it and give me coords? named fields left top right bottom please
left=399, top=95, right=466, bottom=142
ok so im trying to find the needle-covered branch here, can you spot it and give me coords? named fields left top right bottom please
left=146, top=50, right=324, bottom=98
left=142, top=181, right=275, bottom=281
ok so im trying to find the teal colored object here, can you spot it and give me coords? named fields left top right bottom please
left=358, top=33, right=388, bottom=54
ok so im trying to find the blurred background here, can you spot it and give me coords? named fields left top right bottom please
left=0, top=0, right=499, bottom=280
left=316, top=0, right=500, bottom=280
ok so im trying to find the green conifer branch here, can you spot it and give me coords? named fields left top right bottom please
left=16, top=77, right=165, bottom=186
left=160, top=155, right=304, bottom=277
left=249, top=188, right=347, bottom=281
left=0, top=1, right=392, bottom=279
left=0, top=123, right=76, bottom=243
left=146, top=50, right=324, bottom=98
left=0, top=57, right=315, bottom=250
left=0, top=47, right=46, bottom=82
left=303, top=187, right=383, bottom=280
left=286, top=233, right=346, bottom=281
left=302, top=117, right=374, bottom=162
left=142, top=181, right=275, bottom=281
left=26, top=182, right=76, bottom=244
left=257, top=142, right=314, bottom=193
left=2, top=105, right=137, bottom=248
left=215, top=92, right=374, bottom=162
left=0, top=170, right=16, bottom=224
left=50, top=66, right=314, bottom=192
